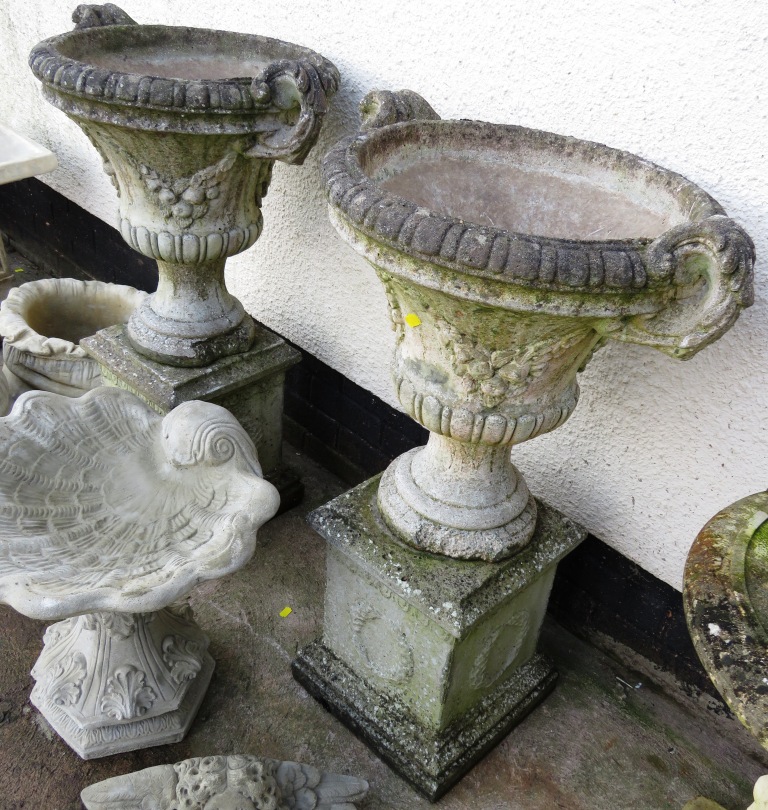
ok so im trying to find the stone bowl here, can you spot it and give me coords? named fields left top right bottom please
left=0, top=277, right=146, bottom=396
left=326, top=98, right=753, bottom=349
left=684, top=491, right=768, bottom=748
left=0, top=385, right=280, bottom=619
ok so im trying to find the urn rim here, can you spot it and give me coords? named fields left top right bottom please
left=29, top=23, right=339, bottom=124
left=323, top=118, right=726, bottom=295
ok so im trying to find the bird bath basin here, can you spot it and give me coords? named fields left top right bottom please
left=0, top=386, right=280, bottom=757
left=29, top=4, right=339, bottom=367
left=325, top=89, right=755, bottom=563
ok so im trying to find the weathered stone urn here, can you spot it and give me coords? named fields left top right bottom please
left=29, top=4, right=339, bottom=368
left=0, top=277, right=146, bottom=397
left=294, top=90, right=755, bottom=799
left=328, top=90, right=754, bottom=564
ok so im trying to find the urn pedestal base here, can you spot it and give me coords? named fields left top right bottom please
left=82, top=323, right=303, bottom=510
left=30, top=608, right=214, bottom=759
left=292, top=476, right=586, bottom=800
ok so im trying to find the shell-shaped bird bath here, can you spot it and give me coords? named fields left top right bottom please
left=0, top=386, right=279, bottom=757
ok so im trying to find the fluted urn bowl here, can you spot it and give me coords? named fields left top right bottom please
left=30, top=4, right=339, bottom=366
left=323, top=90, right=754, bottom=562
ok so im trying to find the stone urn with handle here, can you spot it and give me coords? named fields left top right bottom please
left=325, top=89, right=754, bottom=563
left=293, top=89, right=755, bottom=800
left=29, top=3, right=339, bottom=367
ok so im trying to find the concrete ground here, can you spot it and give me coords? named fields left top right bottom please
left=0, top=247, right=767, bottom=809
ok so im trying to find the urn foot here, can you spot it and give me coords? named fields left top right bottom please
left=378, top=441, right=537, bottom=562
left=30, top=607, right=214, bottom=759
left=127, top=298, right=257, bottom=368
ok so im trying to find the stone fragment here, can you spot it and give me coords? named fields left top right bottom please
left=81, top=754, right=369, bottom=809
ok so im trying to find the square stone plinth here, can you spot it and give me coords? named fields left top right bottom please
left=292, top=475, right=587, bottom=800
left=83, top=324, right=302, bottom=508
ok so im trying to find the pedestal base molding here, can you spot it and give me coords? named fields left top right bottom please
left=127, top=301, right=257, bottom=368
left=293, top=643, right=556, bottom=801
left=294, top=475, right=586, bottom=799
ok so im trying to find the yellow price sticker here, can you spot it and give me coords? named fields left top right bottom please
left=404, top=313, right=421, bottom=328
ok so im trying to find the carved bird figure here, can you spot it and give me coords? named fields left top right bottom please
left=0, top=387, right=280, bottom=620
left=80, top=754, right=369, bottom=810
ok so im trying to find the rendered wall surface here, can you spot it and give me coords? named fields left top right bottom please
left=1, top=0, right=766, bottom=590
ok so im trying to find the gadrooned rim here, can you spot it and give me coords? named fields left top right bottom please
left=29, top=24, right=338, bottom=115
left=322, top=119, right=725, bottom=293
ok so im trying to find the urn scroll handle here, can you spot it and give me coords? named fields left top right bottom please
left=72, top=3, right=137, bottom=29
left=597, top=215, right=755, bottom=359
left=359, top=89, right=441, bottom=130
left=242, top=57, right=341, bottom=165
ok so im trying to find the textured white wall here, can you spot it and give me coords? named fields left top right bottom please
left=2, top=0, right=766, bottom=589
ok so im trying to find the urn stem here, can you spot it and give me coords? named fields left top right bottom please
left=411, top=434, right=519, bottom=509
left=152, top=259, right=242, bottom=324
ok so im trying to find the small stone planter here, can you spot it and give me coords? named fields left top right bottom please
left=0, top=278, right=146, bottom=396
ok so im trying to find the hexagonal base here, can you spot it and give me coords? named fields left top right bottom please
left=30, top=609, right=214, bottom=759
left=31, top=655, right=214, bottom=759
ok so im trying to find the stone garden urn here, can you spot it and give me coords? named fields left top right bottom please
left=0, top=277, right=146, bottom=397
left=29, top=4, right=339, bottom=367
left=325, top=89, right=754, bottom=564
left=0, top=386, right=280, bottom=758
left=294, top=90, right=755, bottom=800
